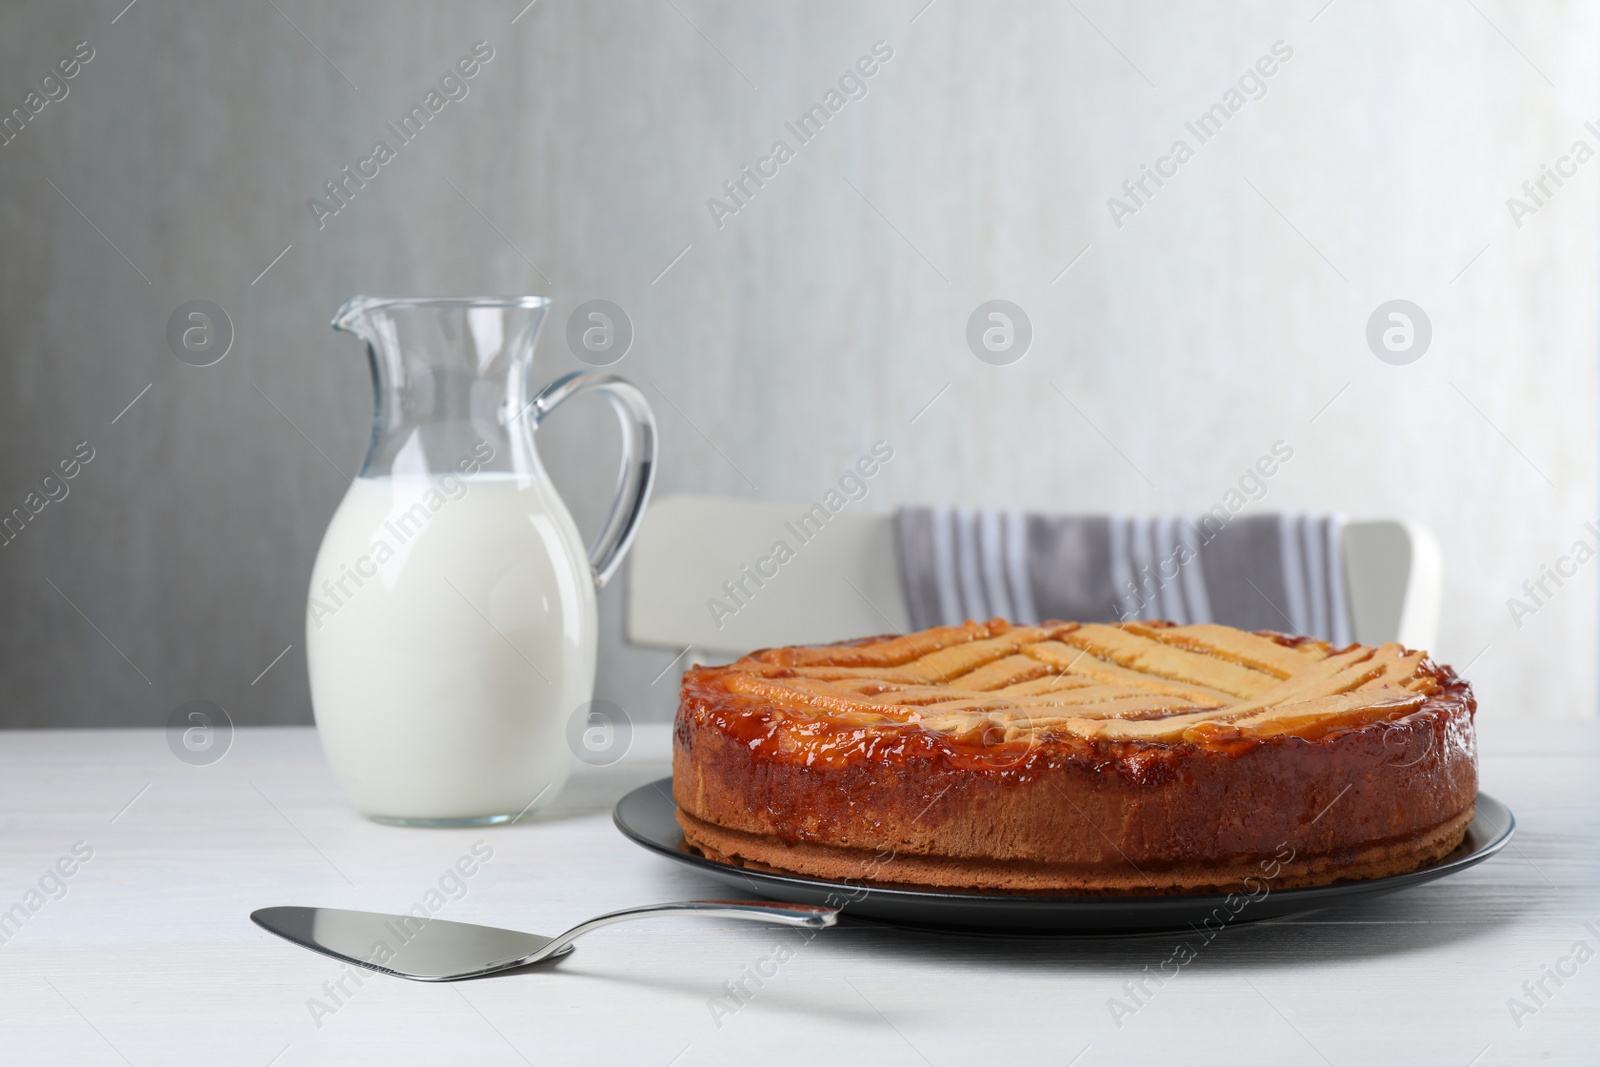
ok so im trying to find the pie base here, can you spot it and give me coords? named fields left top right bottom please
left=677, top=806, right=1474, bottom=895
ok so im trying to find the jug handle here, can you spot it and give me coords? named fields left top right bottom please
left=525, top=372, right=658, bottom=589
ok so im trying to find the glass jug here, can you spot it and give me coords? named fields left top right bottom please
left=307, top=296, right=656, bottom=824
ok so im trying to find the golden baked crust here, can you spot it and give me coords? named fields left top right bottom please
left=672, top=620, right=1478, bottom=894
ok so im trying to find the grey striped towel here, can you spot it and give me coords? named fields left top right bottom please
left=896, top=508, right=1352, bottom=645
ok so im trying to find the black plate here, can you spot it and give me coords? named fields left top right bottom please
left=613, top=778, right=1514, bottom=933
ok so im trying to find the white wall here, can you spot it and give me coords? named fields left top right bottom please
left=0, top=1, right=1591, bottom=726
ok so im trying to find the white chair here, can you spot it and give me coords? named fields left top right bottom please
left=626, top=494, right=1442, bottom=658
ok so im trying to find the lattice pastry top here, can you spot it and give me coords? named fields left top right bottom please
left=712, top=619, right=1448, bottom=747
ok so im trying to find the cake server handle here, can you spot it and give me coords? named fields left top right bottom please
left=534, top=900, right=838, bottom=960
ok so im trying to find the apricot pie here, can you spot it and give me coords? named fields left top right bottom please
left=673, top=620, right=1477, bottom=894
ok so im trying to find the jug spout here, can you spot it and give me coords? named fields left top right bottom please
left=331, top=296, right=552, bottom=480
left=332, top=294, right=551, bottom=347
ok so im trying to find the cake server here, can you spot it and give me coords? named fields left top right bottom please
left=252, top=900, right=837, bottom=982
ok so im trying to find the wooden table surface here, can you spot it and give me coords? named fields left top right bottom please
left=0, top=719, right=1593, bottom=1066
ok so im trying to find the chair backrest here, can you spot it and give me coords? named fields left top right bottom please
left=626, top=494, right=1442, bottom=657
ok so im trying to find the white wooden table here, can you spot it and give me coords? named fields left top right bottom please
left=0, top=720, right=1593, bottom=1066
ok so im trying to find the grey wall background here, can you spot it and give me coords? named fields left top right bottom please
left=0, top=0, right=1593, bottom=728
